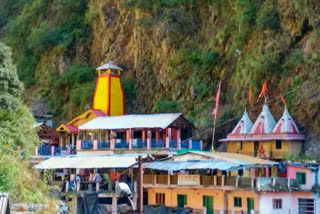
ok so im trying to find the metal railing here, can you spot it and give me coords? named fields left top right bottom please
left=151, top=139, right=166, bottom=148
left=191, top=140, right=201, bottom=150
left=81, top=141, right=93, bottom=149
left=181, top=140, right=189, bottom=149
left=169, top=139, right=177, bottom=148
left=114, top=139, right=128, bottom=148
left=98, top=141, right=110, bottom=149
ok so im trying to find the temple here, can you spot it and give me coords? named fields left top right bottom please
left=35, top=61, right=201, bottom=157
left=220, top=105, right=304, bottom=160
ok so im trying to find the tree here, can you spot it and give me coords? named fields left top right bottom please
left=0, top=42, right=54, bottom=207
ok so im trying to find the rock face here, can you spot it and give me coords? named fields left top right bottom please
left=3, top=0, right=320, bottom=156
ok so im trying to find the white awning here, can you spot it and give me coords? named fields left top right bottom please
left=35, top=154, right=148, bottom=169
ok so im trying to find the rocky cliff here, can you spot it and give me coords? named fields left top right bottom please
left=1, top=0, right=320, bottom=155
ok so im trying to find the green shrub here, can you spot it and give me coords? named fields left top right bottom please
left=257, top=6, right=281, bottom=32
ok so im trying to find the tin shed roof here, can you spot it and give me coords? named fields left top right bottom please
left=79, top=113, right=192, bottom=130
left=35, top=154, right=148, bottom=169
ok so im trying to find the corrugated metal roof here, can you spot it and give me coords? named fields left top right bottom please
left=35, top=154, right=148, bottom=169
left=178, top=151, right=277, bottom=166
left=145, top=160, right=240, bottom=171
left=96, top=61, right=123, bottom=71
left=79, top=113, right=182, bottom=130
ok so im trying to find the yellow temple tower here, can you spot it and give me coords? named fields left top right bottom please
left=93, top=61, right=125, bottom=116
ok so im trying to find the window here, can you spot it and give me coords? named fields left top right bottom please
left=276, top=140, right=282, bottom=149
left=273, top=199, right=282, bottom=209
left=155, top=193, right=165, bottom=204
left=177, top=194, right=187, bottom=207
left=234, top=197, right=242, bottom=208
left=298, top=198, right=314, bottom=214
left=296, top=172, right=306, bottom=185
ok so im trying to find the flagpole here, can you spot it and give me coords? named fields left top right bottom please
left=211, top=115, right=217, bottom=152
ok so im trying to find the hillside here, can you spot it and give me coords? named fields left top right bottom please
left=1, top=0, right=320, bottom=155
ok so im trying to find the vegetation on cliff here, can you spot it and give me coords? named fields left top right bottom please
left=1, top=0, right=320, bottom=153
left=0, top=42, right=56, bottom=211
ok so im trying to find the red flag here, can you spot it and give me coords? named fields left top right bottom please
left=280, top=96, right=286, bottom=106
left=248, top=86, right=252, bottom=104
left=212, top=81, right=221, bottom=119
left=257, top=82, right=267, bottom=100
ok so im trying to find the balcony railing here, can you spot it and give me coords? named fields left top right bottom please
left=37, top=145, right=71, bottom=156
left=191, top=141, right=201, bottom=150
left=75, top=139, right=202, bottom=151
left=143, top=174, right=303, bottom=191
left=98, top=141, right=110, bottom=149
left=132, top=139, right=146, bottom=148
left=181, top=140, right=189, bottom=149
left=81, top=141, right=93, bottom=149
left=115, top=139, right=128, bottom=148
left=169, top=140, right=177, bottom=148
left=151, top=139, right=166, bottom=148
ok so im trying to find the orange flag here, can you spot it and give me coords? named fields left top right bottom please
left=257, top=82, right=267, bottom=100
left=280, top=95, right=286, bottom=106
left=248, top=86, right=252, bottom=105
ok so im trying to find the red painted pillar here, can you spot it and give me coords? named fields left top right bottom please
left=147, top=130, right=151, bottom=149
left=35, top=146, right=38, bottom=156
left=128, top=129, right=132, bottom=150
left=166, top=128, right=171, bottom=148
left=177, top=128, right=181, bottom=149
left=93, top=139, right=98, bottom=150
left=51, top=146, right=55, bottom=156
left=142, top=130, right=146, bottom=142
left=155, top=130, right=160, bottom=143
left=76, top=139, right=81, bottom=150
left=265, top=167, right=269, bottom=177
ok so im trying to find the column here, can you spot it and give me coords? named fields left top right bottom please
left=76, top=139, right=82, bottom=150
left=93, top=139, right=98, bottom=150
left=35, top=146, right=38, bottom=156
left=112, top=194, right=117, bottom=214
left=265, top=167, right=269, bottom=177
left=155, top=130, right=160, bottom=143
left=110, top=130, right=115, bottom=150
left=177, top=128, right=181, bottom=149
left=59, top=136, right=63, bottom=148
left=188, top=139, right=192, bottom=149
left=221, top=175, right=225, bottom=186
left=71, top=134, right=75, bottom=148
left=51, top=146, right=55, bottom=156
left=133, top=181, right=138, bottom=210
left=147, top=130, right=151, bottom=149
left=200, top=140, right=203, bottom=150
left=166, top=128, right=171, bottom=148
left=128, top=129, right=132, bottom=150
left=142, top=130, right=146, bottom=145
